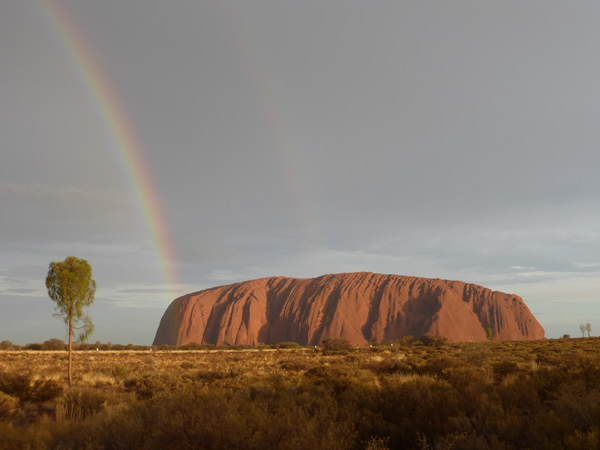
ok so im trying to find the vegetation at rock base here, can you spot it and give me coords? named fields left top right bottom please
left=1, top=337, right=600, bottom=449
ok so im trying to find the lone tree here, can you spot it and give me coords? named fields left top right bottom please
left=46, top=256, right=96, bottom=385
left=586, top=323, right=592, bottom=338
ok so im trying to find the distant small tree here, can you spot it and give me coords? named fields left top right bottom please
left=417, top=334, right=448, bottom=347
left=586, top=323, right=592, bottom=338
left=46, top=256, right=96, bottom=386
left=0, top=340, right=15, bottom=350
left=463, top=342, right=491, bottom=367
left=401, top=335, right=415, bottom=345
left=42, top=338, right=65, bottom=351
left=321, top=337, right=351, bottom=352
left=276, top=342, right=302, bottom=349
left=486, top=328, right=493, bottom=341
left=25, top=343, right=42, bottom=350
left=580, top=324, right=586, bottom=338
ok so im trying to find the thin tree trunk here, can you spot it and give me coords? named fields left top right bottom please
left=68, top=306, right=73, bottom=386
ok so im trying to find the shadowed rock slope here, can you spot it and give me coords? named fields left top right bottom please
left=153, top=272, right=544, bottom=346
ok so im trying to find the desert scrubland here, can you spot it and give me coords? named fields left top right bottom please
left=1, top=337, right=600, bottom=449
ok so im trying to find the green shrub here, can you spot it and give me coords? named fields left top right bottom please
left=492, top=360, right=519, bottom=379
left=370, top=358, right=409, bottom=375
left=304, top=365, right=330, bottom=379
left=280, top=359, right=312, bottom=372
left=256, top=343, right=273, bottom=350
left=196, top=370, right=230, bottom=384
left=124, top=374, right=171, bottom=399
left=24, top=343, right=42, bottom=351
left=0, top=341, right=16, bottom=350
left=322, top=337, right=351, bottom=352
left=565, top=427, right=600, bottom=449
left=416, top=335, right=448, bottom=347
left=0, top=392, right=19, bottom=422
left=462, top=342, right=491, bottom=366
left=28, top=379, right=64, bottom=403
left=0, top=372, right=63, bottom=404
left=42, top=338, right=65, bottom=351
left=400, top=336, right=415, bottom=345
left=0, top=372, right=31, bottom=401
left=56, top=387, right=108, bottom=421
left=364, top=436, right=390, bottom=450
left=378, top=377, right=461, bottom=447
left=179, top=361, right=195, bottom=370
left=0, top=422, right=52, bottom=449
left=180, top=342, right=215, bottom=350
left=420, top=355, right=468, bottom=378
left=111, top=365, right=129, bottom=379
left=277, top=341, right=301, bottom=349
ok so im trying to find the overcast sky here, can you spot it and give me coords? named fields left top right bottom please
left=2, top=1, right=599, bottom=344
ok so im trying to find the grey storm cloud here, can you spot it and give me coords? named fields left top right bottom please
left=1, top=1, right=599, bottom=343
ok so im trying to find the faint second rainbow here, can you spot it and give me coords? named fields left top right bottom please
left=219, top=6, right=321, bottom=248
left=41, top=0, right=181, bottom=299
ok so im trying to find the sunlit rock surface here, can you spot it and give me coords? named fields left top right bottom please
left=153, top=272, right=544, bottom=346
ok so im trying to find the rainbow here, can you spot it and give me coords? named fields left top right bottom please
left=218, top=6, right=321, bottom=248
left=40, top=0, right=181, bottom=299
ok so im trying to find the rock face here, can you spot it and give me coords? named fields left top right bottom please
left=153, top=272, right=544, bottom=346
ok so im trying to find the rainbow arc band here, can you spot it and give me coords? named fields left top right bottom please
left=42, top=0, right=180, bottom=300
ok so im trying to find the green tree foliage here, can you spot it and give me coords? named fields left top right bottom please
left=276, top=341, right=302, bottom=349
left=321, top=337, right=351, bottom=352
left=417, top=334, right=448, bottom=347
left=46, top=256, right=96, bottom=386
left=42, top=338, right=65, bottom=351
left=0, top=341, right=15, bottom=350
